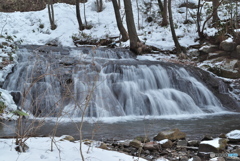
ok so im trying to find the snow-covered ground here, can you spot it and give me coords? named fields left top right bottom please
left=0, top=137, right=148, bottom=161
left=0, top=0, right=202, bottom=48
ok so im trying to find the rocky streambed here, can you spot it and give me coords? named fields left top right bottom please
left=92, top=128, right=240, bottom=161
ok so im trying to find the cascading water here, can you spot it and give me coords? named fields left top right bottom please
left=3, top=45, right=230, bottom=118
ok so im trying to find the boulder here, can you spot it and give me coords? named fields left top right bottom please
left=226, top=130, right=240, bottom=142
left=134, top=136, right=150, bottom=143
left=202, top=135, right=214, bottom=141
left=192, top=156, right=201, bottom=161
left=232, top=148, right=240, bottom=157
left=188, top=140, right=200, bottom=147
left=154, top=129, right=186, bottom=141
left=210, top=157, right=225, bottom=161
left=177, top=140, right=188, bottom=148
left=199, top=138, right=228, bottom=153
left=60, top=135, right=75, bottom=142
left=158, top=139, right=173, bottom=148
left=208, top=51, right=229, bottom=59
left=117, top=140, right=131, bottom=148
left=99, top=143, right=108, bottom=150
left=220, top=41, right=236, bottom=52
left=143, top=141, right=160, bottom=151
left=129, top=139, right=142, bottom=149
left=225, top=158, right=240, bottom=161
left=208, top=58, right=240, bottom=79
left=199, top=45, right=219, bottom=54
left=236, top=45, right=240, bottom=54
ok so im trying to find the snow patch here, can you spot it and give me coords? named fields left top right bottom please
left=227, top=130, right=240, bottom=140
left=200, top=138, right=220, bottom=148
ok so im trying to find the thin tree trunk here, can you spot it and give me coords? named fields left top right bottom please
left=212, top=0, right=220, bottom=24
left=112, top=0, right=129, bottom=41
left=136, top=0, right=140, bottom=30
left=185, top=0, right=188, bottom=22
left=157, top=0, right=164, bottom=15
left=84, top=2, right=87, bottom=27
left=76, top=0, right=84, bottom=30
left=47, top=0, right=57, bottom=30
left=118, top=0, right=121, bottom=9
left=123, top=0, right=141, bottom=54
left=235, top=1, right=238, bottom=28
left=168, top=0, right=182, bottom=54
left=100, top=0, right=103, bottom=12
left=197, top=0, right=204, bottom=40
left=161, top=0, right=168, bottom=26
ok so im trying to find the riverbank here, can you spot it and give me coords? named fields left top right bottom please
left=1, top=128, right=240, bottom=161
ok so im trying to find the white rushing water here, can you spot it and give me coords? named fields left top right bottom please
left=3, top=46, right=228, bottom=119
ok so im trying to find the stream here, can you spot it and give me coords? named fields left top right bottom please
left=0, top=45, right=240, bottom=140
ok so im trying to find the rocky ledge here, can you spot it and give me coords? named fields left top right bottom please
left=95, top=128, right=240, bottom=161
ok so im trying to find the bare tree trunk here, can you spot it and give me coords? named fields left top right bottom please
left=161, top=0, right=168, bottom=26
left=118, top=0, right=121, bottom=9
left=168, top=0, right=182, bottom=54
left=185, top=0, right=188, bottom=22
left=100, top=0, right=103, bottom=12
left=196, top=0, right=204, bottom=40
left=157, top=0, right=164, bottom=16
left=123, top=0, right=141, bottom=54
left=76, top=0, right=84, bottom=30
left=96, top=0, right=103, bottom=12
left=212, top=0, right=220, bottom=24
left=47, top=0, right=57, bottom=30
left=235, top=0, right=238, bottom=28
left=136, top=0, right=140, bottom=30
left=112, top=0, right=129, bottom=41
left=84, top=2, right=87, bottom=27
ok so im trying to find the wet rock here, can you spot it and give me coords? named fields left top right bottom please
left=226, top=130, right=240, bottom=142
left=232, top=148, right=240, bottom=156
left=236, top=45, right=240, bottom=54
left=208, top=51, right=229, bottom=59
left=154, top=129, right=186, bottom=141
left=129, top=139, right=142, bottom=149
left=225, top=157, right=240, bottom=161
left=134, top=136, right=150, bottom=143
left=60, top=135, right=75, bottom=142
left=188, top=140, right=200, bottom=147
left=179, top=156, right=189, bottom=161
left=202, top=135, right=214, bottom=141
left=220, top=41, right=236, bottom=52
left=199, top=138, right=228, bottom=153
left=219, top=133, right=227, bottom=138
left=159, top=139, right=173, bottom=149
left=199, top=45, right=219, bottom=54
left=186, top=146, right=199, bottom=151
left=15, top=142, right=29, bottom=152
left=197, top=152, right=211, bottom=160
left=45, top=38, right=62, bottom=47
left=191, top=156, right=201, bottom=161
left=143, top=141, right=160, bottom=151
left=10, top=91, right=21, bottom=106
left=99, top=143, right=108, bottom=150
left=177, top=140, right=188, bottom=148
left=117, top=140, right=131, bottom=148
left=210, top=157, right=225, bottom=161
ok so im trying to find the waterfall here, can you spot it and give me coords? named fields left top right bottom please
left=3, top=46, right=227, bottom=118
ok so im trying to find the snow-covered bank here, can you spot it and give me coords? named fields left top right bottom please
left=0, top=88, right=18, bottom=120
left=0, top=137, right=147, bottom=161
left=0, top=0, right=200, bottom=48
